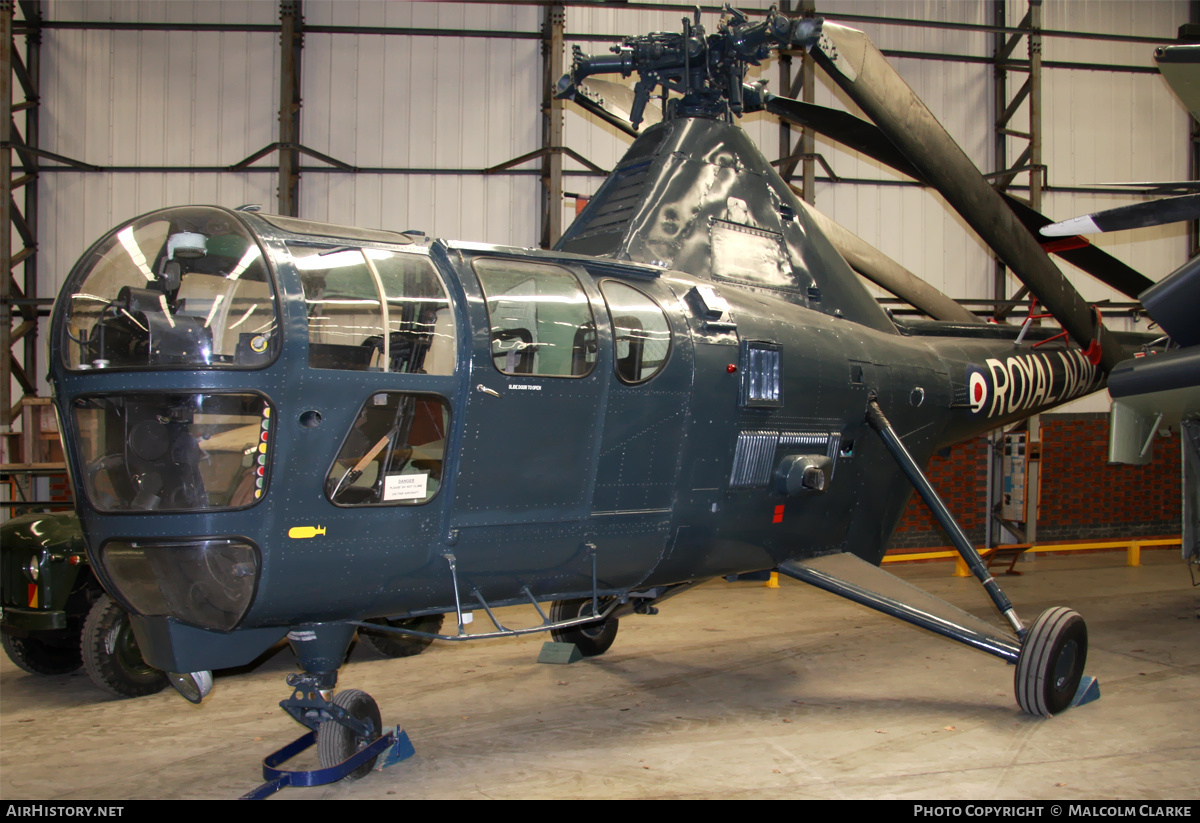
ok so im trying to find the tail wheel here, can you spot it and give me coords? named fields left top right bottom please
left=1015, top=607, right=1088, bottom=717
left=317, top=689, right=382, bottom=781
left=359, top=614, right=444, bottom=658
left=549, top=598, right=618, bottom=657
left=82, top=594, right=167, bottom=698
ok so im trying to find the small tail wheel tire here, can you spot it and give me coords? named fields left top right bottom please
left=360, top=614, right=444, bottom=658
left=1015, top=607, right=1088, bottom=717
left=317, top=689, right=383, bottom=781
left=549, top=598, right=618, bottom=657
left=82, top=594, right=168, bottom=698
left=1, top=630, right=83, bottom=676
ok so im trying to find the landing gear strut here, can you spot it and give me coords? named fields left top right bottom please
left=780, top=398, right=1096, bottom=718
left=241, top=623, right=414, bottom=799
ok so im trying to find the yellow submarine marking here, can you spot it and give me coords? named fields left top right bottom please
left=288, top=525, right=327, bottom=539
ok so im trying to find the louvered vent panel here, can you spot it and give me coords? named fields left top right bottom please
left=730, top=430, right=837, bottom=488
left=572, top=161, right=652, bottom=239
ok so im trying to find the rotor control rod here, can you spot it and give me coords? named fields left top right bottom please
left=865, top=399, right=1025, bottom=638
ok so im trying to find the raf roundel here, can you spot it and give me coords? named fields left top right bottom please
left=968, top=369, right=989, bottom=414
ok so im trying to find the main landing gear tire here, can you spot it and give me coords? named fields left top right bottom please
left=82, top=594, right=168, bottom=698
left=1, top=629, right=82, bottom=676
left=360, top=614, right=444, bottom=658
left=1015, top=607, right=1088, bottom=717
left=549, top=598, right=618, bottom=657
left=317, top=688, right=382, bottom=781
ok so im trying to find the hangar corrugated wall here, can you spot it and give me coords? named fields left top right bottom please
left=32, top=0, right=1190, bottom=299
left=6, top=0, right=1193, bottom=431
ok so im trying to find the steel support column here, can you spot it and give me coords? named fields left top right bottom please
left=1, top=2, right=12, bottom=431
left=1190, top=1, right=1200, bottom=259
left=776, top=0, right=816, bottom=203
left=988, top=1, right=1044, bottom=548
left=278, top=1, right=303, bottom=217
left=2, top=0, right=39, bottom=427
left=540, top=4, right=565, bottom=249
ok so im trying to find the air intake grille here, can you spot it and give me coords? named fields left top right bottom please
left=729, top=430, right=840, bottom=488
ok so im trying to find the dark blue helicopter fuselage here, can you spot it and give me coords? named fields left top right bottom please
left=47, top=117, right=1102, bottom=675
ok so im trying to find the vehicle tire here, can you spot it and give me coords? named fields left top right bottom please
left=1, top=629, right=83, bottom=675
left=549, top=598, right=618, bottom=657
left=360, top=614, right=444, bottom=658
left=317, top=689, right=382, bottom=781
left=1015, top=606, right=1088, bottom=717
left=82, top=594, right=168, bottom=698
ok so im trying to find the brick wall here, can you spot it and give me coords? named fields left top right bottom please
left=889, top=412, right=1182, bottom=551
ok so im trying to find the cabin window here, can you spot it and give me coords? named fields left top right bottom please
left=292, top=246, right=456, bottom=374
left=326, top=392, right=449, bottom=507
left=473, top=258, right=596, bottom=378
left=599, top=280, right=671, bottom=383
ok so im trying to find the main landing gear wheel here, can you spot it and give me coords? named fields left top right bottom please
left=82, top=594, right=168, bottom=698
left=1015, top=607, right=1088, bottom=717
left=1, top=630, right=82, bottom=676
left=549, top=598, right=618, bottom=657
left=317, top=689, right=382, bottom=781
left=360, top=614, right=444, bottom=658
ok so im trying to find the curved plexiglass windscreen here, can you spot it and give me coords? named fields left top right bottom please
left=61, top=207, right=277, bottom=370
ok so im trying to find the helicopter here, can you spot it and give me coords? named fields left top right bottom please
left=44, top=6, right=1170, bottom=789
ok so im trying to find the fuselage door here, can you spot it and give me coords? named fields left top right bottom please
left=450, top=256, right=608, bottom=527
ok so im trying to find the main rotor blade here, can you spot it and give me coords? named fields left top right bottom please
left=765, top=93, right=1154, bottom=299
left=560, top=78, right=663, bottom=138
left=577, top=78, right=663, bottom=130
left=765, top=94, right=921, bottom=179
left=795, top=199, right=981, bottom=324
left=811, top=23, right=1125, bottom=371
left=560, top=82, right=638, bottom=138
left=1042, top=193, right=1200, bottom=236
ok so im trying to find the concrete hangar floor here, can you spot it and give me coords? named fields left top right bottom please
left=1, top=551, right=1196, bottom=800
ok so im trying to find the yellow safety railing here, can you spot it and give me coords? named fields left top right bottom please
left=882, top=537, right=1182, bottom=575
left=757, top=538, right=1182, bottom=588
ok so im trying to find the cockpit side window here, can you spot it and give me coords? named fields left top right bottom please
left=326, top=392, right=449, bottom=507
left=472, top=258, right=596, bottom=378
left=599, top=280, right=671, bottom=383
left=291, top=246, right=456, bottom=374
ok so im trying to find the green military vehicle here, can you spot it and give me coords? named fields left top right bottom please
left=1, top=511, right=441, bottom=698
left=1, top=511, right=166, bottom=696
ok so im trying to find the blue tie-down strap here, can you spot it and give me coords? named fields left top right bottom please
left=240, top=727, right=416, bottom=800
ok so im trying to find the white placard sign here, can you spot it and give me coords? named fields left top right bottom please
left=383, top=472, right=428, bottom=501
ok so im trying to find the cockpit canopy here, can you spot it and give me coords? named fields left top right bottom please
left=61, top=206, right=277, bottom=370
left=58, top=206, right=457, bottom=376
